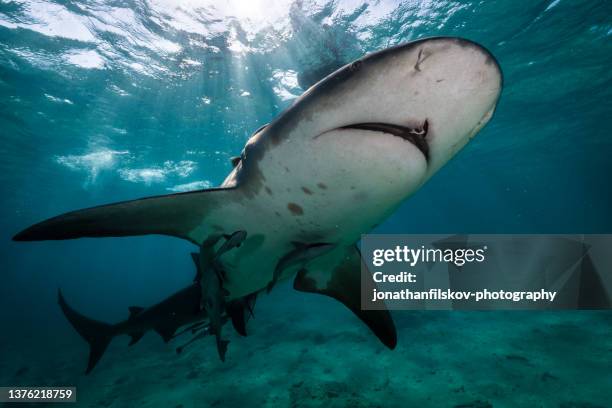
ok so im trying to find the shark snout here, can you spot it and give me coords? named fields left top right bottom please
left=403, top=38, right=502, bottom=177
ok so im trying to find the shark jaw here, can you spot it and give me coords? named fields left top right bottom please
left=340, top=120, right=430, bottom=161
left=13, top=37, right=503, bottom=351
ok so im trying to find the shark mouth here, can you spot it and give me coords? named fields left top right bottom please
left=341, top=120, right=429, bottom=161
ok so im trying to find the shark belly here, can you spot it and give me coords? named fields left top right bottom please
left=199, top=126, right=429, bottom=298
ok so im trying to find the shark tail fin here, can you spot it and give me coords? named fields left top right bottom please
left=12, top=187, right=235, bottom=243
left=58, top=289, right=114, bottom=374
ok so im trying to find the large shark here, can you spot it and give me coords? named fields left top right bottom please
left=13, top=37, right=502, bottom=350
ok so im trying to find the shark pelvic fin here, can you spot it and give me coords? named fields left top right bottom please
left=293, top=246, right=397, bottom=349
left=12, top=187, right=236, bottom=243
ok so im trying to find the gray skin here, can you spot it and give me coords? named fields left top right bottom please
left=14, top=37, right=503, bottom=351
left=58, top=284, right=205, bottom=374
left=267, top=242, right=336, bottom=292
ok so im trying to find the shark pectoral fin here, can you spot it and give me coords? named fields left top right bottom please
left=293, top=246, right=397, bottom=350
left=12, top=187, right=236, bottom=243
left=128, top=332, right=144, bottom=346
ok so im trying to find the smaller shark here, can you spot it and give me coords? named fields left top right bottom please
left=58, top=283, right=204, bottom=374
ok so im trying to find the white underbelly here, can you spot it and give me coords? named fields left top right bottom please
left=202, top=128, right=427, bottom=297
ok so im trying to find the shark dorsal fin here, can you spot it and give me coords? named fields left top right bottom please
left=230, top=156, right=241, bottom=167
left=128, top=306, right=144, bottom=317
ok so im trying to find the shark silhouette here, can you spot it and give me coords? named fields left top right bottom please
left=58, top=250, right=256, bottom=373
left=58, top=284, right=204, bottom=374
left=14, top=37, right=503, bottom=351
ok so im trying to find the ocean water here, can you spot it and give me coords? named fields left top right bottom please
left=0, top=1, right=611, bottom=407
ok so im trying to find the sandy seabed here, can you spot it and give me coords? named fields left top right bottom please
left=2, top=285, right=611, bottom=408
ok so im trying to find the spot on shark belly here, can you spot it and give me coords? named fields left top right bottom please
left=287, top=202, right=304, bottom=215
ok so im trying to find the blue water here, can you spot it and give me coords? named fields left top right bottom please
left=0, top=1, right=611, bottom=406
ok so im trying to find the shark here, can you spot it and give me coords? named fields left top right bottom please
left=13, top=37, right=503, bottom=351
left=59, top=283, right=255, bottom=373
left=58, top=284, right=205, bottom=374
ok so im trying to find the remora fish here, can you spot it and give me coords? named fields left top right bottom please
left=208, top=230, right=256, bottom=338
left=267, top=242, right=335, bottom=292
left=191, top=232, right=257, bottom=340
left=194, top=237, right=230, bottom=361
left=14, top=37, right=503, bottom=349
left=216, top=230, right=247, bottom=260
left=174, top=315, right=230, bottom=355
left=58, top=284, right=204, bottom=374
